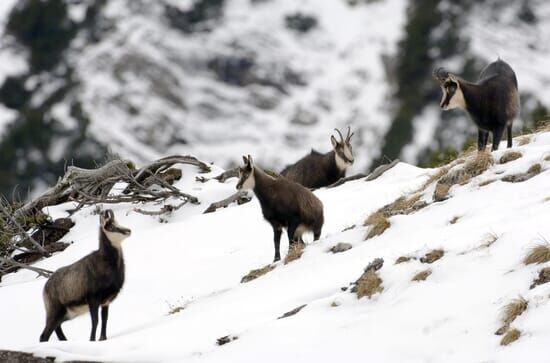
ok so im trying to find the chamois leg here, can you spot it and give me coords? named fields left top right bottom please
left=477, top=129, right=489, bottom=151
left=507, top=125, right=513, bottom=148
left=99, top=306, right=109, bottom=341
left=88, top=300, right=100, bottom=341
left=40, top=306, right=65, bottom=342
left=492, top=126, right=505, bottom=151
left=272, top=225, right=282, bottom=262
left=313, top=226, right=322, bottom=241
left=55, top=326, right=67, bottom=341
left=287, top=224, right=298, bottom=245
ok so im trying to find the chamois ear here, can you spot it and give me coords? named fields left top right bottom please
left=331, top=135, right=338, bottom=148
left=247, top=155, right=254, bottom=168
left=242, top=155, right=248, bottom=165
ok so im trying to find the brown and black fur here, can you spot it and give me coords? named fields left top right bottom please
left=39, top=210, right=131, bottom=342
left=434, top=59, right=519, bottom=151
left=237, top=155, right=324, bottom=262
left=281, top=127, right=355, bottom=189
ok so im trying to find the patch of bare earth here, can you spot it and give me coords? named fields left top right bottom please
left=352, top=258, right=384, bottom=299
left=530, top=267, right=550, bottom=289
left=420, top=249, right=444, bottom=264
left=412, top=269, right=432, bottom=282
left=241, top=264, right=276, bottom=283
left=284, top=242, right=305, bottom=264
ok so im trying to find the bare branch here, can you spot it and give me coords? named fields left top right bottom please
left=203, top=191, right=251, bottom=214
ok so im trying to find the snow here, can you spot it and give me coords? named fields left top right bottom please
left=1, top=131, right=550, bottom=362
left=61, top=0, right=407, bottom=171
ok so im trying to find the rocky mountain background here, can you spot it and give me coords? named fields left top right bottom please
left=0, top=0, right=548, bottom=198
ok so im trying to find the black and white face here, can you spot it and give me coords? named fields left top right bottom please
left=100, top=209, right=131, bottom=247
left=331, top=127, right=355, bottom=170
left=434, top=69, right=465, bottom=111
left=236, top=155, right=255, bottom=190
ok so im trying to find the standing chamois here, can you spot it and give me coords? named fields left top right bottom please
left=433, top=59, right=519, bottom=151
left=39, top=209, right=131, bottom=342
left=281, top=127, right=355, bottom=188
left=237, top=155, right=324, bottom=262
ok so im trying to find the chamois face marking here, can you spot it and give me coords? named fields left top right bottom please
left=434, top=69, right=465, bottom=111
left=236, top=155, right=255, bottom=190
left=331, top=127, right=355, bottom=171
left=100, top=210, right=131, bottom=248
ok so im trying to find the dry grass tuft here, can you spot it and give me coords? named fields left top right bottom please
left=284, top=242, right=305, bottom=264
left=364, top=211, right=391, bottom=240
left=480, top=232, right=499, bottom=249
left=462, top=151, right=493, bottom=178
left=502, top=163, right=542, bottom=183
left=449, top=216, right=460, bottom=224
left=545, top=154, right=550, bottom=162
left=501, top=297, right=528, bottom=327
left=523, top=243, right=550, bottom=265
left=479, top=179, right=496, bottom=187
left=500, top=328, right=521, bottom=346
left=241, top=264, right=276, bottom=283
left=433, top=182, right=451, bottom=201
left=527, top=163, right=542, bottom=174
left=395, top=256, right=414, bottom=264
left=412, top=269, right=432, bottom=282
left=499, top=151, right=522, bottom=164
left=517, top=135, right=531, bottom=146
left=433, top=152, right=493, bottom=201
left=421, top=166, right=450, bottom=191
left=353, top=269, right=383, bottom=299
left=420, top=249, right=444, bottom=264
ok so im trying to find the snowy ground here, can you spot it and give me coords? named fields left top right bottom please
left=1, top=132, right=550, bottom=362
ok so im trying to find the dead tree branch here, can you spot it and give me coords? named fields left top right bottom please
left=203, top=191, right=252, bottom=214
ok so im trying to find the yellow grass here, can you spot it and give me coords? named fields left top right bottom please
left=523, top=244, right=550, bottom=265
left=412, top=269, right=432, bottom=282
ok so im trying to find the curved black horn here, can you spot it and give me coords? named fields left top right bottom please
left=345, top=126, right=355, bottom=141
left=432, top=67, right=449, bottom=80
left=334, top=128, right=344, bottom=142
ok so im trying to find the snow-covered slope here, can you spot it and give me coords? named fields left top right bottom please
left=1, top=131, right=550, bottom=362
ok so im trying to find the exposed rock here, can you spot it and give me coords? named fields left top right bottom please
left=330, top=242, right=352, bottom=254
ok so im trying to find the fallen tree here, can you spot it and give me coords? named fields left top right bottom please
left=0, top=155, right=211, bottom=280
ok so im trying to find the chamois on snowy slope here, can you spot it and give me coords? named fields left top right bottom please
left=281, top=127, right=355, bottom=188
left=39, top=209, right=131, bottom=342
left=433, top=59, right=519, bottom=151
left=236, top=155, right=324, bottom=262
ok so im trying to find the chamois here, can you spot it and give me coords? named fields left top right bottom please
left=281, top=127, right=355, bottom=188
left=236, top=155, right=324, bottom=262
left=433, top=59, right=519, bottom=151
left=39, top=209, right=131, bottom=342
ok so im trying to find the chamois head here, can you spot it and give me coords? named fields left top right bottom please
left=433, top=67, right=466, bottom=111
left=331, top=127, right=355, bottom=169
left=236, top=155, right=256, bottom=190
left=100, top=209, right=131, bottom=247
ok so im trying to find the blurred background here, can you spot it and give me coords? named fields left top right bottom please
left=0, top=0, right=548, bottom=199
